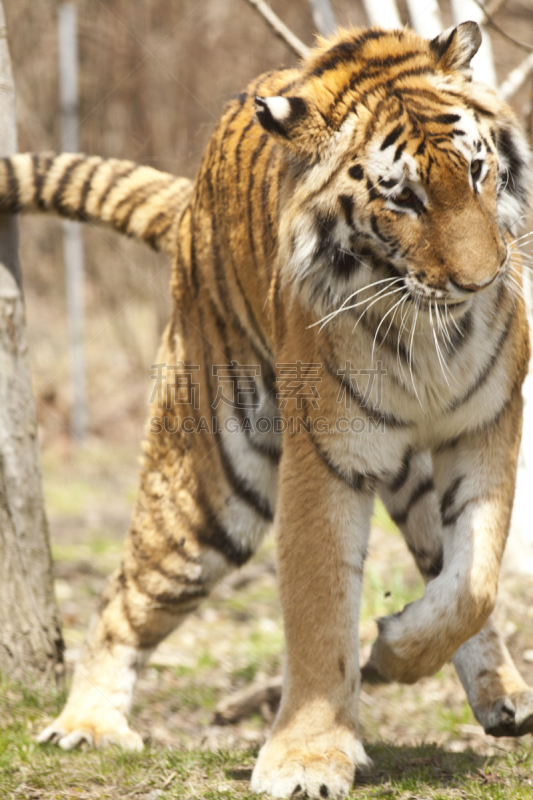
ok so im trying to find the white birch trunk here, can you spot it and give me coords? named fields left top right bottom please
left=361, top=0, right=402, bottom=29
left=405, top=0, right=442, bottom=39
left=307, top=0, right=336, bottom=37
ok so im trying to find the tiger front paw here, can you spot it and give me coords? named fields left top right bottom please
left=37, top=704, right=143, bottom=751
left=477, top=691, right=533, bottom=738
left=367, top=624, right=446, bottom=684
left=250, top=728, right=369, bottom=798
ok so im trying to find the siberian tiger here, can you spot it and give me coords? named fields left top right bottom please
left=2, top=21, right=533, bottom=799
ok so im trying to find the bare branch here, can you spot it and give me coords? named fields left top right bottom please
left=499, top=52, right=533, bottom=101
left=213, top=677, right=282, bottom=725
left=244, top=0, right=309, bottom=59
left=472, top=0, right=533, bottom=53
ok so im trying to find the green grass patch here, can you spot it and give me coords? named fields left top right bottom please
left=2, top=674, right=533, bottom=799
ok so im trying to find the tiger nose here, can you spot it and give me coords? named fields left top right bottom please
left=450, top=273, right=498, bottom=293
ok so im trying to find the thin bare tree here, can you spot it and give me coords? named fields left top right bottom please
left=0, top=0, right=64, bottom=682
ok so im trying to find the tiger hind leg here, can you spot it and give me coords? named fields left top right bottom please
left=38, top=443, right=271, bottom=750
left=375, top=450, right=533, bottom=737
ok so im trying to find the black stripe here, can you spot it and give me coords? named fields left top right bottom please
left=246, top=133, right=269, bottom=270
left=260, top=146, right=276, bottom=258
left=366, top=178, right=378, bottom=201
left=497, top=127, right=527, bottom=201
left=189, top=207, right=200, bottom=297
left=76, top=160, right=101, bottom=218
left=308, top=429, right=376, bottom=494
left=33, top=154, right=52, bottom=211
left=442, top=499, right=472, bottom=528
left=439, top=476, right=463, bottom=523
left=324, top=358, right=412, bottom=430
left=390, top=478, right=434, bottom=526
left=339, top=49, right=420, bottom=106
left=114, top=177, right=169, bottom=230
left=310, top=30, right=389, bottom=78
left=339, top=194, right=354, bottom=228
left=144, top=210, right=167, bottom=250
left=131, top=508, right=201, bottom=566
left=195, top=490, right=255, bottom=566
left=349, top=164, right=364, bottom=181
left=245, top=430, right=281, bottom=464
left=234, top=119, right=255, bottom=188
left=96, top=164, right=138, bottom=211
left=205, top=177, right=270, bottom=366
left=201, top=340, right=274, bottom=522
left=450, top=312, right=513, bottom=410
left=216, top=430, right=274, bottom=522
left=433, top=113, right=461, bottom=125
left=394, top=141, right=407, bottom=162
left=51, top=156, right=85, bottom=214
left=389, top=447, right=413, bottom=491
left=370, top=215, right=387, bottom=242
left=381, top=124, right=404, bottom=151
left=340, top=64, right=429, bottom=126
left=448, top=308, right=473, bottom=352
left=359, top=312, right=412, bottom=372
left=406, top=543, right=443, bottom=577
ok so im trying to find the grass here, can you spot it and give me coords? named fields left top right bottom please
left=2, top=674, right=533, bottom=799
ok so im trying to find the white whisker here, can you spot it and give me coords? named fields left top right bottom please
left=430, top=299, right=451, bottom=387
left=510, top=229, right=533, bottom=245
left=408, top=296, right=421, bottom=405
left=309, top=276, right=404, bottom=330
left=371, top=294, right=406, bottom=365
left=350, top=287, right=405, bottom=336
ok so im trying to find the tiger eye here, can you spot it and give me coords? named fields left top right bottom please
left=396, top=187, right=413, bottom=202
left=470, top=159, right=483, bottom=179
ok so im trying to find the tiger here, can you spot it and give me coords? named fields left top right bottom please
left=2, top=20, right=533, bottom=799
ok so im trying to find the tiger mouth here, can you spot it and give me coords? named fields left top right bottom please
left=403, top=287, right=469, bottom=310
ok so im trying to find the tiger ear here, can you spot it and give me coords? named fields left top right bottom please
left=429, top=21, right=482, bottom=76
left=255, top=96, right=308, bottom=141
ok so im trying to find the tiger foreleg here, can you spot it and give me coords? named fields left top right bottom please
left=38, top=464, right=242, bottom=750
left=251, top=431, right=372, bottom=799
left=375, top=431, right=533, bottom=737
left=368, top=391, right=522, bottom=685
left=452, top=621, right=533, bottom=737
left=37, top=567, right=152, bottom=751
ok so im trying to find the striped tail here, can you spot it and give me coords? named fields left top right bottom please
left=0, top=153, right=192, bottom=257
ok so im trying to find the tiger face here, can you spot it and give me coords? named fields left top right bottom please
left=255, top=22, right=531, bottom=316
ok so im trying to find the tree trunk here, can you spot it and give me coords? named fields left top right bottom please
left=0, top=1, right=64, bottom=682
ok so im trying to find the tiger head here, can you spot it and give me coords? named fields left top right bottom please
left=255, top=22, right=531, bottom=315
